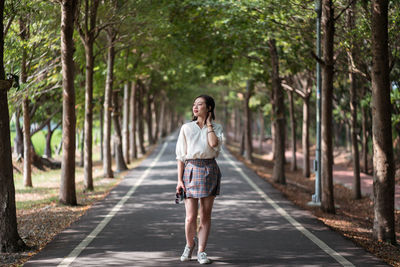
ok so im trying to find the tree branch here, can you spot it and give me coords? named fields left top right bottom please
left=30, top=107, right=62, bottom=136
left=4, top=14, right=16, bottom=37
left=334, top=0, right=356, bottom=21
left=281, top=82, right=307, bottom=99
left=311, top=51, right=325, bottom=66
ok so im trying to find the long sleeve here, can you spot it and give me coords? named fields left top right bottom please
left=176, top=125, right=187, bottom=162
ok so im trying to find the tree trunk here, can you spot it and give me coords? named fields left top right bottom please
left=347, top=0, right=361, bottom=199
left=160, top=99, right=167, bottom=138
left=122, top=82, right=130, bottom=164
left=223, top=96, right=229, bottom=136
left=154, top=98, right=161, bottom=142
left=288, top=91, right=297, bottom=171
left=21, top=69, right=32, bottom=188
left=269, top=39, right=286, bottom=184
left=137, top=80, right=146, bottom=155
left=112, top=90, right=128, bottom=172
left=56, top=138, right=62, bottom=155
left=157, top=95, right=165, bottom=140
left=361, top=88, right=368, bottom=173
left=19, top=17, right=32, bottom=187
left=258, top=108, right=264, bottom=152
left=100, top=105, right=104, bottom=161
left=78, top=0, right=100, bottom=191
left=83, top=42, right=94, bottom=191
left=302, top=96, right=310, bottom=177
left=349, top=74, right=361, bottom=198
left=22, top=97, right=32, bottom=188
left=0, top=2, right=27, bottom=251
left=59, top=0, right=78, bottom=205
left=146, top=86, right=154, bottom=145
left=233, top=106, right=236, bottom=142
left=371, top=0, right=395, bottom=245
left=44, top=122, right=53, bottom=158
left=321, top=0, right=335, bottom=213
left=169, top=109, right=175, bottom=134
left=79, top=129, right=84, bottom=168
left=244, top=80, right=253, bottom=162
left=79, top=0, right=100, bottom=191
left=270, top=85, right=276, bottom=159
left=14, top=109, right=23, bottom=157
left=240, top=129, right=245, bottom=156
left=129, top=81, right=137, bottom=159
left=103, top=30, right=115, bottom=178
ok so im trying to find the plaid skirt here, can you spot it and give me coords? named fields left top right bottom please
left=183, top=158, right=222, bottom=198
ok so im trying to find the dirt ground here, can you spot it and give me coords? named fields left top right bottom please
left=226, top=143, right=400, bottom=266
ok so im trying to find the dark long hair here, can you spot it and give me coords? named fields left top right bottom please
left=192, top=95, right=216, bottom=122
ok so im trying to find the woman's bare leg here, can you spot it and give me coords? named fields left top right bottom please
left=198, top=196, right=215, bottom=253
left=184, top=198, right=198, bottom=247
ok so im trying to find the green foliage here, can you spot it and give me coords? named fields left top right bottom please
left=2, top=0, right=400, bottom=160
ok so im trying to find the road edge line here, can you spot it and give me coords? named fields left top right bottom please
left=57, top=142, right=169, bottom=267
left=222, top=150, right=354, bottom=267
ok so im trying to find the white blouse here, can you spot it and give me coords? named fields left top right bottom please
left=176, top=121, right=224, bottom=162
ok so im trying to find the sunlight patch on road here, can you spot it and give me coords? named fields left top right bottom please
left=57, top=142, right=169, bottom=267
left=222, top=150, right=355, bottom=267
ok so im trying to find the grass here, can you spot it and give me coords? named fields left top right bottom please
left=10, top=127, right=102, bottom=157
left=13, top=148, right=119, bottom=211
left=10, top=129, right=63, bottom=156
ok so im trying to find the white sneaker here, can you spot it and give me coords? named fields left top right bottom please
left=197, top=252, right=211, bottom=264
left=180, top=242, right=195, bottom=261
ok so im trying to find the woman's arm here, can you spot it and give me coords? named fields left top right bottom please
left=206, top=124, right=218, bottom=148
left=206, top=112, right=218, bottom=148
left=176, top=160, right=186, bottom=193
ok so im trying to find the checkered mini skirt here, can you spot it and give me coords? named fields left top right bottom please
left=183, top=158, right=222, bottom=198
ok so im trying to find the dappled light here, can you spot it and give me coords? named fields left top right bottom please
left=0, top=0, right=399, bottom=266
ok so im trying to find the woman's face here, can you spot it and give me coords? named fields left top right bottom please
left=193, top=97, right=208, bottom=117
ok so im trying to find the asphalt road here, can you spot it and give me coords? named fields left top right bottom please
left=24, top=134, right=387, bottom=267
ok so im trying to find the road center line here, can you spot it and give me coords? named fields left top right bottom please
left=222, top=150, right=355, bottom=267
left=57, top=142, right=169, bottom=267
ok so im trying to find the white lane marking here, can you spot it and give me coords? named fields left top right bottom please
left=222, top=150, right=355, bottom=267
left=58, top=142, right=169, bottom=267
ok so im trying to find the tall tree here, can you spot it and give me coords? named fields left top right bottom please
left=112, top=89, right=127, bottom=172
left=0, top=0, right=27, bottom=252
left=44, top=121, right=61, bottom=158
left=59, top=0, right=78, bottom=205
left=282, top=73, right=313, bottom=178
left=136, top=79, right=146, bottom=155
left=321, top=0, right=335, bottom=213
left=288, top=90, right=297, bottom=171
left=346, top=0, right=361, bottom=199
left=371, top=0, right=395, bottom=244
left=122, top=81, right=130, bottom=164
left=361, top=86, right=369, bottom=173
left=77, top=0, right=100, bottom=191
left=129, top=81, right=137, bottom=159
left=103, top=26, right=116, bottom=178
left=269, top=39, right=286, bottom=185
left=145, top=84, right=154, bottom=145
left=244, top=79, right=254, bottom=162
left=19, top=17, right=32, bottom=187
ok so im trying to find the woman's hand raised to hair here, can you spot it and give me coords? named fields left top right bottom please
left=206, top=111, right=213, bottom=126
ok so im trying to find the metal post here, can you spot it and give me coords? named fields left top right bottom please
left=309, top=0, right=322, bottom=206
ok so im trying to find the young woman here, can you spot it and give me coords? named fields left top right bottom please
left=175, top=95, right=223, bottom=264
